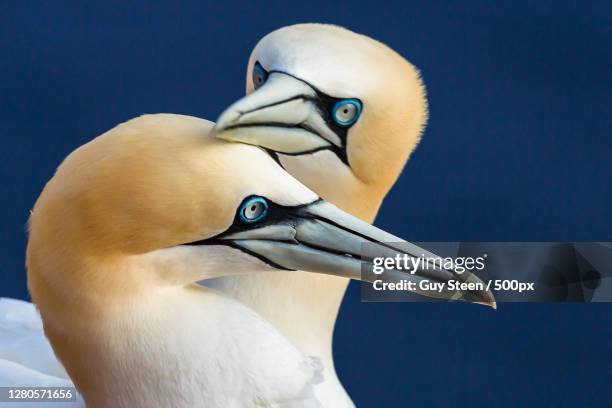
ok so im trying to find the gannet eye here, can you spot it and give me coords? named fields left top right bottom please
left=252, top=62, right=268, bottom=90
left=332, top=99, right=362, bottom=127
left=239, top=196, right=269, bottom=223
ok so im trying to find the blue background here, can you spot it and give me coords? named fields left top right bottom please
left=1, top=1, right=611, bottom=406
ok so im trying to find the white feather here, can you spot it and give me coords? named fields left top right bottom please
left=0, top=298, right=84, bottom=408
left=0, top=294, right=324, bottom=408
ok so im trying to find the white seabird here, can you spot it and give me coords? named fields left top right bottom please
left=18, top=114, right=493, bottom=407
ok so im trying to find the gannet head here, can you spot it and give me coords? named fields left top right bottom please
left=27, top=114, right=492, bottom=316
left=213, top=24, right=428, bottom=219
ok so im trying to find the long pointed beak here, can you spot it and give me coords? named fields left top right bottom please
left=213, top=73, right=343, bottom=154
left=215, top=200, right=496, bottom=308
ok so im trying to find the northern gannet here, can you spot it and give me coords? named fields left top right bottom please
left=25, top=114, right=493, bottom=407
left=212, top=24, right=429, bottom=406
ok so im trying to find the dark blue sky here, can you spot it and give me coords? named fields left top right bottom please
left=1, top=1, right=611, bottom=406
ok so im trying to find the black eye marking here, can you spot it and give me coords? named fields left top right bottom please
left=184, top=196, right=322, bottom=244
left=181, top=197, right=323, bottom=270
left=225, top=195, right=315, bottom=235
left=252, top=61, right=268, bottom=89
left=264, top=70, right=361, bottom=166
left=308, top=93, right=362, bottom=165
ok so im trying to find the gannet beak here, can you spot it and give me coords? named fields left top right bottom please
left=193, top=200, right=495, bottom=308
left=213, top=73, right=345, bottom=159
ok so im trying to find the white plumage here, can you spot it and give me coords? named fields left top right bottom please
left=0, top=291, right=324, bottom=408
left=0, top=298, right=84, bottom=407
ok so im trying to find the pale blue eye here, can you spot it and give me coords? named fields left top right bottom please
left=332, top=99, right=362, bottom=127
left=239, top=196, right=269, bottom=223
left=252, top=62, right=268, bottom=89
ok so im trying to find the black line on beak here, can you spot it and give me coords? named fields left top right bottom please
left=239, top=94, right=317, bottom=115
left=222, top=122, right=349, bottom=165
left=181, top=198, right=324, bottom=272
left=252, top=70, right=353, bottom=166
left=201, top=240, right=293, bottom=271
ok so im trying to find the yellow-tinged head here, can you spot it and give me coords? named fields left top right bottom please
left=214, top=24, right=428, bottom=220
left=28, top=114, right=309, bottom=257
left=27, top=115, right=314, bottom=304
